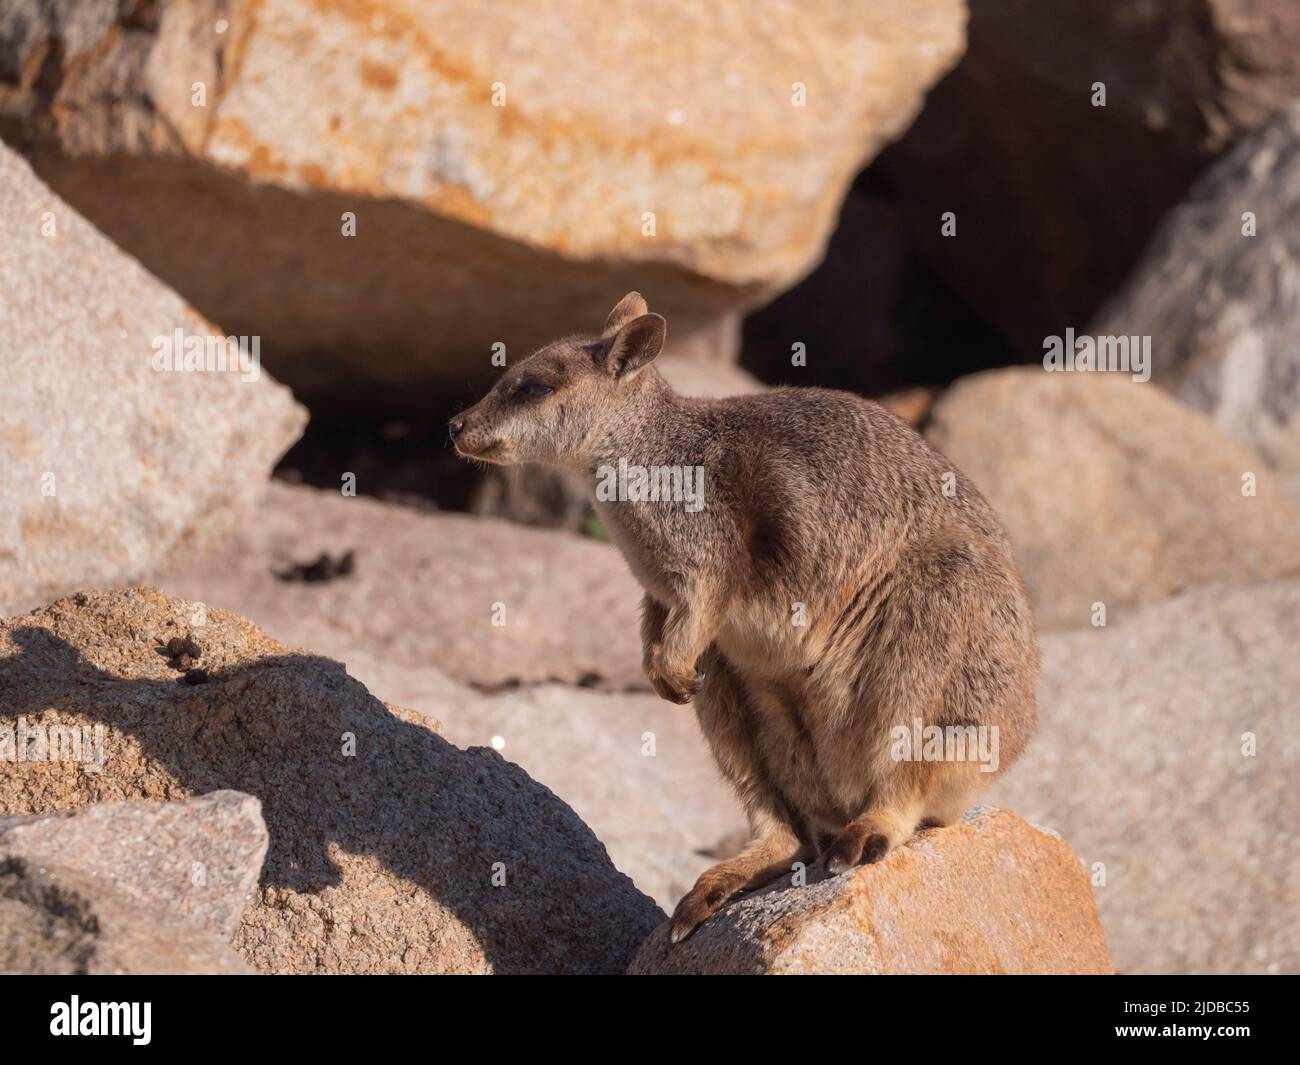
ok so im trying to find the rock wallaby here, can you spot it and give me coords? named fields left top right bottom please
left=451, top=293, right=1039, bottom=942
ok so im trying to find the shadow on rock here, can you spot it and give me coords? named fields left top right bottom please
left=0, top=591, right=663, bottom=974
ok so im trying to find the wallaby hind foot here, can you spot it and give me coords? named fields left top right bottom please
left=824, top=761, right=989, bottom=875
left=823, top=810, right=916, bottom=875
left=670, top=820, right=809, bottom=944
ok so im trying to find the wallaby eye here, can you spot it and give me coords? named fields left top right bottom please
left=518, top=381, right=554, bottom=398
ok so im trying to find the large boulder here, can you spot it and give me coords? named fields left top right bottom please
left=161, top=481, right=646, bottom=691
left=1093, top=102, right=1300, bottom=502
left=925, top=369, right=1300, bottom=629
left=877, top=0, right=1300, bottom=353
left=0, top=142, right=306, bottom=619
left=629, top=808, right=1111, bottom=975
left=992, top=579, right=1300, bottom=975
left=0, top=587, right=663, bottom=974
left=0, top=0, right=966, bottom=408
left=369, top=672, right=744, bottom=912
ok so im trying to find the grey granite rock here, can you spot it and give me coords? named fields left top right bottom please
left=161, top=482, right=646, bottom=691
left=1094, top=101, right=1300, bottom=503
left=1, top=859, right=253, bottom=975
left=992, top=579, right=1300, bottom=974
left=0, top=792, right=267, bottom=939
left=0, top=143, right=306, bottom=618
left=926, top=369, right=1300, bottom=629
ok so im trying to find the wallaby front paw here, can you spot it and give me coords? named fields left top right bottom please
left=652, top=670, right=704, bottom=705
left=646, top=647, right=704, bottom=705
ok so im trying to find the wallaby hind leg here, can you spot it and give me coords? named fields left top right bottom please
left=824, top=761, right=986, bottom=875
left=823, top=805, right=920, bottom=875
left=917, top=759, right=990, bottom=830
left=670, top=651, right=812, bottom=943
left=671, top=815, right=810, bottom=944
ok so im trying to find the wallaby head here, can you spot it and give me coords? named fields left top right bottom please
left=449, top=292, right=667, bottom=467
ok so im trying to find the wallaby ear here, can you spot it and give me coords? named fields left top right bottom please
left=607, top=312, right=666, bottom=378
left=603, top=291, right=649, bottom=336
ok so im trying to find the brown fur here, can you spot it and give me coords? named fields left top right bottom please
left=452, top=293, right=1039, bottom=943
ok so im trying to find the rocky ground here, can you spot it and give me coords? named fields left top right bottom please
left=3, top=1, right=1298, bottom=975
left=0, top=587, right=1114, bottom=975
left=0, top=587, right=663, bottom=974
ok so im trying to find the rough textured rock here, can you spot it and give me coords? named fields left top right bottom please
left=878, top=0, right=1300, bottom=352
left=993, top=579, right=1300, bottom=975
left=1, top=858, right=254, bottom=974
left=630, top=808, right=1111, bottom=975
left=0, top=0, right=965, bottom=406
left=1093, top=102, right=1300, bottom=502
left=925, top=369, right=1300, bottom=629
left=0, top=587, right=663, bottom=974
left=162, top=481, right=645, bottom=690
left=0, top=143, right=306, bottom=619
left=0, top=792, right=266, bottom=939
left=354, top=665, right=743, bottom=911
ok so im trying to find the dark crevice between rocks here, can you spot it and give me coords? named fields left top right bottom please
left=867, top=1, right=1217, bottom=353
left=740, top=168, right=1015, bottom=396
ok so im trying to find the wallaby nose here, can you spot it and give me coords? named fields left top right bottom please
left=448, top=416, right=466, bottom=441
